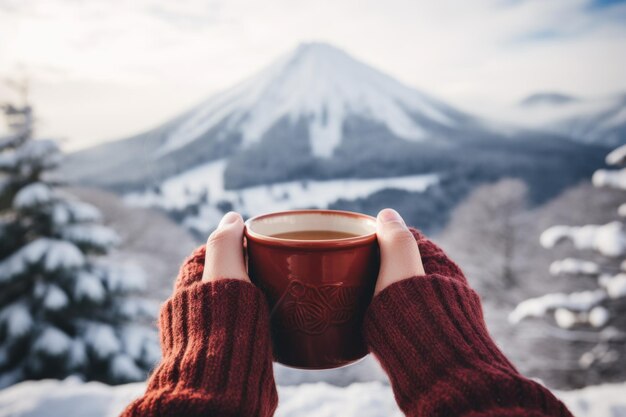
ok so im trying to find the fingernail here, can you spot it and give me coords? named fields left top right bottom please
left=378, top=208, right=404, bottom=224
left=219, top=211, right=240, bottom=227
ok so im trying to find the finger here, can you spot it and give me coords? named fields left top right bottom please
left=202, top=211, right=250, bottom=282
left=375, top=208, right=425, bottom=295
left=243, top=235, right=249, bottom=275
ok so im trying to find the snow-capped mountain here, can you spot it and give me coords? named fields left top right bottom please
left=549, top=94, right=626, bottom=146
left=63, top=42, right=479, bottom=190
left=156, top=42, right=468, bottom=159
left=516, top=92, right=626, bottom=146
left=520, top=92, right=578, bottom=107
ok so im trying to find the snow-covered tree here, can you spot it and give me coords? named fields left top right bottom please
left=0, top=101, right=159, bottom=388
left=438, top=179, right=531, bottom=301
left=510, top=144, right=626, bottom=381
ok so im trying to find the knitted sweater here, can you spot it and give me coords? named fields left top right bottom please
left=121, top=227, right=573, bottom=417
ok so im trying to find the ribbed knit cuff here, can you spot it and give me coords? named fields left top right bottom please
left=174, top=244, right=207, bottom=290
left=409, top=227, right=466, bottom=283
left=363, top=275, right=526, bottom=414
left=124, top=279, right=277, bottom=417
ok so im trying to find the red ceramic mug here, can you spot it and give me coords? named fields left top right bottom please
left=244, top=209, right=380, bottom=369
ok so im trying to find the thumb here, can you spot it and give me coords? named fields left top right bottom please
left=375, top=208, right=425, bottom=295
left=202, top=211, right=250, bottom=283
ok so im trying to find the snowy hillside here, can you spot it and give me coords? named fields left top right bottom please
left=1, top=377, right=624, bottom=417
left=124, top=158, right=438, bottom=234
left=157, top=42, right=467, bottom=158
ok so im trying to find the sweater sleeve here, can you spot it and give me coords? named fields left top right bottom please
left=363, top=228, right=573, bottom=417
left=120, top=245, right=278, bottom=417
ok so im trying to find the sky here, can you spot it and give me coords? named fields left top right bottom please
left=0, top=0, right=625, bottom=150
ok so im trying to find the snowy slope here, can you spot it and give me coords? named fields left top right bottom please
left=123, top=158, right=438, bottom=211
left=1, top=377, right=625, bottom=417
left=156, top=42, right=465, bottom=158
left=123, top=158, right=439, bottom=234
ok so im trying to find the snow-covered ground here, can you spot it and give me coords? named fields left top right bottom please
left=1, top=377, right=624, bottom=417
left=124, top=158, right=438, bottom=233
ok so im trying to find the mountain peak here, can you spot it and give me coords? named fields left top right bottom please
left=520, top=92, right=578, bottom=107
left=286, top=42, right=360, bottom=68
left=155, top=43, right=467, bottom=158
left=292, top=42, right=345, bottom=57
left=271, top=42, right=371, bottom=86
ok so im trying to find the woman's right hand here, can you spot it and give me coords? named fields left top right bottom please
left=365, top=209, right=573, bottom=417
left=373, top=208, right=426, bottom=295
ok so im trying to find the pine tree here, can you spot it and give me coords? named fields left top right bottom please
left=0, top=95, right=159, bottom=388
left=510, top=144, right=626, bottom=384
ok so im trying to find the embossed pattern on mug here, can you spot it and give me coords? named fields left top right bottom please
left=274, top=280, right=360, bottom=335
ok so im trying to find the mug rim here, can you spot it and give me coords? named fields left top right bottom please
left=244, top=209, right=377, bottom=248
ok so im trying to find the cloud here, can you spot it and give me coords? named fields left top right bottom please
left=0, top=0, right=625, bottom=149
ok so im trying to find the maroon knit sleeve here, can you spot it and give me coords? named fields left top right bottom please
left=120, top=245, right=278, bottom=417
left=363, top=228, right=573, bottom=417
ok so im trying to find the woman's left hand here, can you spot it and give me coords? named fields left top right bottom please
left=201, top=211, right=250, bottom=283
